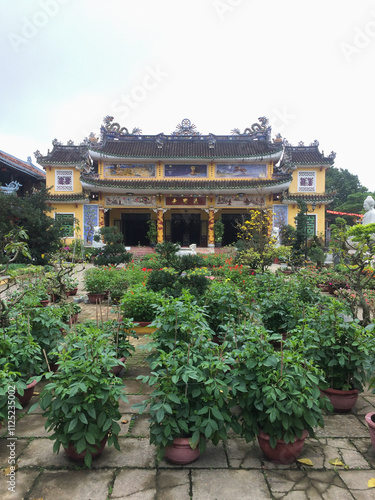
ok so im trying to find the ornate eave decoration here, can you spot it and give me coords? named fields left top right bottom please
left=172, top=118, right=201, bottom=136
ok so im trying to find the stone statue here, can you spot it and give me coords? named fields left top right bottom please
left=362, top=196, right=375, bottom=225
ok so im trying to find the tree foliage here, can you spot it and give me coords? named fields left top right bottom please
left=0, top=189, right=62, bottom=264
left=326, top=166, right=368, bottom=212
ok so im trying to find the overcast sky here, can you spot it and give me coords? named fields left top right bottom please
left=1, top=0, right=375, bottom=191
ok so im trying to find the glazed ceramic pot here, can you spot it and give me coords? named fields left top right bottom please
left=87, top=293, right=105, bottom=304
left=320, top=387, right=359, bottom=413
left=257, top=429, right=308, bottom=464
left=164, top=437, right=200, bottom=465
left=111, top=357, right=126, bottom=376
left=64, top=435, right=108, bottom=461
left=365, top=412, right=375, bottom=448
left=16, top=379, right=37, bottom=408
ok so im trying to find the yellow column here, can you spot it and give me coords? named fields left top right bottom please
left=208, top=209, right=215, bottom=246
left=157, top=209, right=164, bottom=243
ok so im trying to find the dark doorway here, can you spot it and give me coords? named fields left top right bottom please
left=171, top=213, right=201, bottom=246
left=121, top=213, right=150, bottom=246
left=221, top=213, right=243, bottom=245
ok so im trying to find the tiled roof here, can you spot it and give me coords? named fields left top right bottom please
left=284, top=145, right=334, bottom=165
left=46, top=193, right=89, bottom=203
left=90, top=136, right=283, bottom=160
left=80, top=174, right=292, bottom=191
left=0, top=150, right=46, bottom=179
left=283, top=192, right=336, bottom=204
left=37, top=145, right=89, bottom=165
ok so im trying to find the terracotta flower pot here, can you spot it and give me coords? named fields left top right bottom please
left=87, top=293, right=105, bottom=304
left=16, top=379, right=37, bottom=408
left=165, top=437, right=200, bottom=465
left=257, top=429, right=308, bottom=464
left=64, top=435, right=108, bottom=461
left=40, top=299, right=50, bottom=307
left=365, top=412, right=375, bottom=448
left=68, top=287, right=78, bottom=296
left=320, top=387, right=359, bottom=413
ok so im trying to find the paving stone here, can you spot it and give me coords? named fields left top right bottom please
left=158, top=441, right=228, bottom=469
left=13, top=413, right=50, bottom=438
left=0, top=469, right=39, bottom=500
left=266, top=470, right=353, bottom=499
left=92, top=438, right=156, bottom=468
left=225, top=437, right=263, bottom=468
left=123, top=378, right=149, bottom=394
left=338, top=470, right=375, bottom=499
left=28, top=469, right=113, bottom=500
left=119, top=394, right=148, bottom=413
left=354, top=396, right=375, bottom=416
left=351, top=438, right=375, bottom=467
left=117, top=413, right=131, bottom=435
left=157, top=469, right=190, bottom=500
left=18, top=438, right=75, bottom=467
left=316, top=438, right=371, bottom=469
left=315, top=414, right=369, bottom=438
left=0, top=438, right=29, bottom=468
left=192, top=469, right=270, bottom=499
left=129, top=414, right=150, bottom=437
left=111, top=469, right=156, bottom=499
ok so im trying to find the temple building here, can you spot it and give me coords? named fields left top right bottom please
left=35, top=117, right=336, bottom=247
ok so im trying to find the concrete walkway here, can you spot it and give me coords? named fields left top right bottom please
left=2, top=303, right=375, bottom=498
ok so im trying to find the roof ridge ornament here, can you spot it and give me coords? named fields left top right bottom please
left=231, top=117, right=269, bottom=136
left=173, top=118, right=201, bottom=136
left=102, top=116, right=142, bottom=138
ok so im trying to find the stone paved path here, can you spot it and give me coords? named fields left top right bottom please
left=2, top=300, right=375, bottom=498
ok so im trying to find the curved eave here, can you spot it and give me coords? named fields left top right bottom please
left=46, top=196, right=90, bottom=204
left=88, top=150, right=283, bottom=163
left=80, top=178, right=292, bottom=196
left=282, top=193, right=335, bottom=205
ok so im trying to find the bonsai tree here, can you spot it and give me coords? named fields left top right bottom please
left=93, top=226, right=132, bottom=266
left=146, top=219, right=158, bottom=246
left=329, top=217, right=375, bottom=325
left=214, top=218, right=225, bottom=246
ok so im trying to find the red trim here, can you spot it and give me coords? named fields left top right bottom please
left=327, top=210, right=363, bottom=218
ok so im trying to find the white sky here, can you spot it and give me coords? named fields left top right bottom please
left=1, top=0, right=375, bottom=191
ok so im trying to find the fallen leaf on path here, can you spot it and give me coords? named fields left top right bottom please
left=3, top=464, right=18, bottom=475
left=368, top=478, right=375, bottom=488
left=328, top=458, right=345, bottom=467
left=297, top=458, right=313, bottom=466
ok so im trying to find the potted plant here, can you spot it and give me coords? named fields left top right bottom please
left=146, top=219, right=158, bottom=247
left=0, top=367, right=27, bottom=428
left=120, top=285, right=162, bottom=324
left=92, top=226, right=133, bottom=266
left=30, top=326, right=128, bottom=467
left=83, top=267, right=109, bottom=303
left=233, top=337, right=331, bottom=463
left=101, top=317, right=138, bottom=375
left=214, top=218, right=225, bottom=247
left=302, top=300, right=375, bottom=412
left=133, top=338, right=240, bottom=464
left=0, top=323, right=42, bottom=407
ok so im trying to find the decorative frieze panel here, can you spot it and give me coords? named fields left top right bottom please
left=83, top=204, right=99, bottom=245
left=105, top=195, right=156, bottom=207
left=164, top=164, right=208, bottom=178
left=216, top=195, right=265, bottom=207
left=215, top=164, right=267, bottom=178
left=298, top=171, right=316, bottom=192
left=55, top=170, right=73, bottom=191
left=104, top=164, right=156, bottom=178
left=272, top=204, right=288, bottom=228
